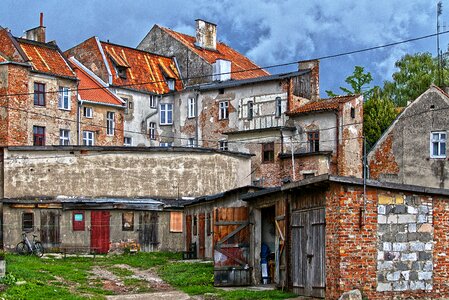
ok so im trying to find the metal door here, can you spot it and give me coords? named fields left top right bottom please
left=213, top=207, right=250, bottom=286
left=40, top=210, right=60, bottom=249
left=199, top=213, right=205, bottom=258
left=291, top=208, right=325, bottom=298
left=139, top=212, right=158, bottom=252
left=90, top=211, right=110, bottom=254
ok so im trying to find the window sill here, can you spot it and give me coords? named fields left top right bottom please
left=430, top=156, right=447, bottom=159
left=160, top=123, right=173, bottom=126
left=59, top=108, right=71, bottom=111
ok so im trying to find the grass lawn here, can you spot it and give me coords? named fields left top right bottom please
left=0, top=253, right=296, bottom=300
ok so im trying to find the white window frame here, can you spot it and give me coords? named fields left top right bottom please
left=83, top=131, right=95, bottom=146
left=150, top=95, right=157, bottom=108
left=83, top=107, right=93, bottom=118
left=219, top=101, right=229, bottom=120
left=160, top=103, right=173, bottom=125
left=160, top=142, right=172, bottom=147
left=106, top=111, right=115, bottom=136
left=58, top=87, right=70, bottom=110
left=59, top=129, right=70, bottom=146
left=188, top=98, right=196, bottom=118
left=219, top=140, right=228, bottom=151
left=149, top=122, right=156, bottom=140
left=124, top=136, right=132, bottom=146
left=430, top=131, right=447, bottom=158
left=188, top=138, right=195, bottom=147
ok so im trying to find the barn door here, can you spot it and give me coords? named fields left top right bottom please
left=291, top=208, right=325, bottom=298
left=213, top=207, right=250, bottom=286
left=275, top=199, right=286, bottom=286
left=40, top=210, right=60, bottom=249
left=91, top=211, right=110, bottom=254
left=186, top=215, right=192, bottom=250
left=139, top=212, right=159, bottom=252
left=199, top=213, right=206, bottom=258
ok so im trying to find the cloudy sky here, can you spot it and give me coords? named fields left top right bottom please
left=2, top=0, right=447, bottom=96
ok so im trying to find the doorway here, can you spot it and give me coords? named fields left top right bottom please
left=260, top=206, right=276, bottom=284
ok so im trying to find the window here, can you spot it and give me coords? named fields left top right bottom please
left=206, top=213, right=211, bottom=236
left=308, top=131, right=320, bottom=152
left=170, top=211, right=183, bottom=233
left=122, top=212, right=134, bottom=231
left=106, top=112, right=115, bottom=135
left=219, top=140, right=228, bottom=151
left=22, top=212, right=34, bottom=232
left=219, top=101, right=229, bottom=120
left=160, top=103, right=173, bottom=125
left=193, top=216, right=198, bottom=236
left=167, top=79, right=175, bottom=91
left=34, top=82, right=45, bottom=106
left=150, top=95, right=157, bottom=108
left=116, top=66, right=127, bottom=79
left=58, top=86, right=70, bottom=110
left=59, top=129, right=70, bottom=145
left=149, top=122, right=156, bottom=140
left=83, top=131, right=95, bottom=146
left=188, top=138, right=195, bottom=147
left=431, top=131, right=447, bottom=158
left=188, top=98, right=196, bottom=118
left=160, top=142, right=172, bottom=147
left=33, top=126, right=45, bottom=146
left=83, top=107, right=93, bottom=118
left=72, top=211, right=85, bottom=231
left=262, top=142, right=274, bottom=163
left=275, top=97, right=282, bottom=118
left=122, top=97, right=129, bottom=114
left=350, top=107, right=356, bottom=118
left=124, top=137, right=132, bottom=146
left=247, top=101, right=254, bottom=120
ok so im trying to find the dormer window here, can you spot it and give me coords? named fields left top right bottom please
left=116, top=66, right=127, bottom=79
left=167, top=78, right=175, bottom=91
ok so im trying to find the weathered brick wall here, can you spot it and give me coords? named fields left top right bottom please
left=431, top=198, right=449, bottom=296
left=0, top=29, right=24, bottom=61
left=368, top=133, right=400, bottom=181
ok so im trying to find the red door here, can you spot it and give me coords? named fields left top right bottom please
left=186, top=215, right=192, bottom=250
left=199, top=213, right=205, bottom=258
left=91, top=211, right=110, bottom=254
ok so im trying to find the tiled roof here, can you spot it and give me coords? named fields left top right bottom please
left=287, top=95, right=359, bottom=116
left=159, top=26, right=270, bottom=80
left=17, top=39, right=75, bottom=78
left=69, top=57, right=124, bottom=107
left=100, top=41, right=183, bottom=94
left=0, top=54, right=6, bottom=63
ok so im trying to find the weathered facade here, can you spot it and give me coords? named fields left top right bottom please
left=138, top=20, right=270, bottom=85
left=368, top=85, right=449, bottom=189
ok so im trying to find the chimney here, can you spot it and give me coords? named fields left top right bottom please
left=195, top=19, right=217, bottom=50
left=298, top=59, right=320, bottom=101
left=24, top=12, right=46, bottom=43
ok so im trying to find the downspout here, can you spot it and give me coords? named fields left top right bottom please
left=334, top=110, right=340, bottom=175
left=78, top=98, right=83, bottom=145
left=195, top=90, right=199, bottom=146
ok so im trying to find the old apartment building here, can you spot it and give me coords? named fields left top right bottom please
left=138, top=19, right=269, bottom=85
left=65, top=37, right=183, bottom=147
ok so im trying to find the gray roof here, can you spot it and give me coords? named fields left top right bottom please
left=185, top=185, right=265, bottom=206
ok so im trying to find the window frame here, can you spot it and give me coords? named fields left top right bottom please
left=59, top=129, right=70, bottom=146
left=58, top=86, right=70, bottom=110
left=219, top=140, right=228, bottom=151
left=33, top=82, right=45, bottom=106
left=122, top=212, right=134, bottom=231
left=160, top=142, right=172, bottom=147
left=124, top=136, right=132, bottom=146
left=160, top=103, right=173, bottom=125
left=106, top=111, right=115, bottom=136
left=188, top=138, right=195, bottom=147
left=167, top=79, right=175, bottom=91
left=430, top=131, right=447, bottom=158
left=83, top=130, right=95, bottom=146
left=219, top=101, right=229, bottom=120
left=22, top=212, right=34, bottom=232
left=188, top=98, right=196, bottom=118
left=83, top=107, right=93, bottom=118
left=170, top=211, right=183, bottom=233
left=308, top=131, right=320, bottom=153
left=150, top=95, right=157, bottom=108
left=262, top=142, right=275, bottom=163
left=149, top=122, right=156, bottom=140
left=275, top=97, right=282, bottom=118
left=247, top=101, right=254, bottom=120
left=33, top=126, right=45, bottom=146
left=72, top=211, right=85, bottom=231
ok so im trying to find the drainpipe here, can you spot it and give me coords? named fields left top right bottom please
left=195, top=90, right=199, bottom=147
left=78, top=98, right=83, bottom=145
left=334, top=111, right=340, bottom=175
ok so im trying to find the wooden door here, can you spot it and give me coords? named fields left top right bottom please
left=139, top=212, right=159, bottom=252
left=199, top=213, right=206, bottom=258
left=90, top=211, right=110, bottom=254
left=275, top=199, right=287, bottom=287
left=40, top=210, right=60, bottom=249
left=186, top=215, right=192, bottom=250
left=291, top=208, right=325, bottom=298
left=213, top=207, right=250, bottom=286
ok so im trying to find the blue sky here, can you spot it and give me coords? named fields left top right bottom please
left=2, top=0, right=447, bottom=97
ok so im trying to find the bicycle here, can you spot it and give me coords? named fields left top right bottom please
left=16, top=232, right=44, bottom=257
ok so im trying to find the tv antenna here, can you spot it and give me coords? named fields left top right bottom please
left=437, top=1, right=444, bottom=86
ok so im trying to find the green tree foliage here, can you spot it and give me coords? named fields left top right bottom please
left=326, top=66, right=374, bottom=99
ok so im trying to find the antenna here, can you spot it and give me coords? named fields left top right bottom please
left=437, top=1, right=443, bottom=86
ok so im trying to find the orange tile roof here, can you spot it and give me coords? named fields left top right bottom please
left=0, top=54, right=6, bottom=63
left=70, top=58, right=124, bottom=107
left=287, top=95, right=359, bottom=116
left=159, top=26, right=270, bottom=80
left=17, top=39, right=75, bottom=78
left=101, top=41, right=183, bottom=94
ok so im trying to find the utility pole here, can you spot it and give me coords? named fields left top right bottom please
left=437, top=1, right=443, bottom=86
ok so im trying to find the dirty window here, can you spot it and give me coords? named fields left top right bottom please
left=72, top=211, right=85, bottom=231
left=170, top=211, right=183, bottom=233
left=34, top=82, right=45, bottom=106
left=188, top=98, right=196, bottom=118
left=275, top=97, right=282, bottom=118
left=262, top=142, right=275, bottom=163
left=122, top=212, right=134, bottom=231
left=59, top=129, right=70, bottom=146
left=83, top=107, right=93, bottom=118
left=431, top=131, right=446, bottom=158
left=308, top=131, right=320, bottom=153
left=33, top=126, right=45, bottom=146
left=106, top=112, right=115, bottom=136
left=22, top=212, right=34, bottom=232
left=219, top=140, right=228, bottom=151
left=160, top=103, right=173, bottom=125
left=219, top=101, right=229, bottom=120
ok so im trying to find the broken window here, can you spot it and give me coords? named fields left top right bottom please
left=33, top=126, right=45, bottom=146
left=22, top=212, right=34, bottom=232
left=34, top=82, right=45, bottom=106
left=308, top=131, right=320, bottom=152
left=262, top=142, right=275, bottom=163
left=116, top=66, right=127, bottom=79
left=72, top=211, right=85, bottom=231
left=106, top=111, right=115, bottom=136
left=170, top=211, right=183, bottom=233
left=219, top=101, right=229, bottom=120
left=122, top=212, right=134, bottom=231
left=351, top=107, right=356, bottom=119
left=431, top=131, right=446, bottom=158
left=247, top=101, right=254, bottom=120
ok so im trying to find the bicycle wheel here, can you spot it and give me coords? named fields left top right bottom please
left=34, top=242, right=44, bottom=257
left=16, top=241, right=30, bottom=255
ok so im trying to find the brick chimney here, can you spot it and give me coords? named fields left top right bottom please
left=195, top=19, right=217, bottom=50
left=24, top=13, right=46, bottom=43
left=299, top=59, right=320, bottom=100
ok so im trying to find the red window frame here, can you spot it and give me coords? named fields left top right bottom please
left=72, top=211, right=85, bottom=231
left=308, top=131, right=320, bottom=152
left=33, top=126, right=45, bottom=146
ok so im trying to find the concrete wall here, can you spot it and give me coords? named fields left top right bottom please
left=368, top=87, right=449, bottom=189
left=1, top=147, right=252, bottom=199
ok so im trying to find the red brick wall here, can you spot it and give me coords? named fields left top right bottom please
left=0, top=29, right=23, bottom=61
left=369, top=134, right=399, bottom=180
left=432, top=198, right=449, bottom=296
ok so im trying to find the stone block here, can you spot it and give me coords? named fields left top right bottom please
left=419, top=233, right=432, bottom=242
left=394, top=205, right=407, bottom=214
left=407, top=206, right=418, bottom=214
left=378, top=215, right=387, bottom=224
left=377, top=251, right=384, bottom=260
left=417, top=214, right=427, bottom=224
left=383, top=242, right=392, bottom=251
left=418, top=271, right=432, bottom=280
left=378, top=205, right=386, bottom=215
left=425, top=283, right=433, bottom=291
left=387, top=271, right=401, bottom=281
left=396, top=233, right=408, bottom=242
left=397, top=214, right=416, bottom=224
left=407, top=233, right=418, bottom=240
left=401, top=271, right=410, bottom=280
left=410, top=280, right=425, bottom=290
left=338, top=289, right=362, bottom=300
left=423, top=261, right=433, bottom=271
left=418, top=223, right=433, bottom=233
left=393, top=281, right=408, bottom=291
left=401, top=253, right=417, bottom=261
left=409, top=271, right=419, bottom=280
left=384, top=252, right=400, bottom=261
left=376, top=282, right=392, bottom=292
left=412, top=262, right=422, bottom=271
left=392, top=242, right=408, bottom=252
left=379, top=195, right=394, bottom=205
left=396, top=262, right=410, bottom=271
left=424, top=242, right=433, bottom=251
left=408, top=223, right=417, bottom=233
left=410, top=242, right=425, bottom=251
left=418, top=205, right=429, bottom=214
left=418, top=252, right=432, bottom=261
left=386, top=215, right=398, bottom=224
left=378, top=261, right=394, bottom=271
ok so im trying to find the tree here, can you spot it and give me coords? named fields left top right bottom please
left=326, top=66, right=374, bottom=99
left=363, top=88, right=398, bottom=149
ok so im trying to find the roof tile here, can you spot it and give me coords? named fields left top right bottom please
left=287, top=95, right=359, bottom=116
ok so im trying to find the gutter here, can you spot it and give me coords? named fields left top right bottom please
left=95, top=37, right=113, bottom=85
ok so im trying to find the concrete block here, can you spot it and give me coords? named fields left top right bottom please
left=410, top=242, right=425, bottom=251
left=401, top=271, right=410, bottom=281
left=418, top=271, right=432, bottom=280
left=424, top=242, right=433, bottom=251
left=407, top=206, right=418, bottom=214
left=393, top=281, right=408, bottom=291
left=376, top=282, right=392, bottom=292
left=397, top=214, right=416, bottom=224
left=378, top=215, right=387, bottom=224
left=423, top=261, right=433, bottom=271
left=383, top=242, right=392, bottom=251
left=378, top=205, right=386, bottom=215
left=418, top=205, right=429, bottom=214
left=401, top=253, right=417, bottom=261
left=386, top=271, right=401, bottom=281
left=410, top=280, right=425, bottom=290
left=408, top=223, right=417, bottom=233
left=378, top=261, right=394, bottom=271
left=392, top=242, right=408, bottom=252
